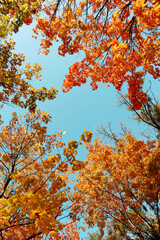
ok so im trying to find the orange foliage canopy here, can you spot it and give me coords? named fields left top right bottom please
left=0, top=109, right=83, bottom=239
left=72, top=134, right=160, bottom=239
left=33, top=0, right=160, bottom=109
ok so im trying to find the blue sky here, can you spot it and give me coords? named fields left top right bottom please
left=9, top=23, right=137, bottom=142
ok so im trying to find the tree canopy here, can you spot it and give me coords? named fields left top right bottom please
left=0, top=110, right=70, bottom=239
left=0, top=0, right=160, bottom=239
left=72, top=132, right=160, bottom=239
left=33, top=0, right=160, bottom=109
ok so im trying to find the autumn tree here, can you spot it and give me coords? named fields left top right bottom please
left=0, top=109, right=85, bottom=239
left=1, top=0, right=160, bottom=110
left=33, top=0, right=160, bottom=109
left=71, top=130, right=160, bottom=240
left=0, top=0, right=58, bottom=112
left=70, top=93, right=160, bottom=240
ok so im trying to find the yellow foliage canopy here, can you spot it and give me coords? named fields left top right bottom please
left=0, top=110, right=81, bottom=239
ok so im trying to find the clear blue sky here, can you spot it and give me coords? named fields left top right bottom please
left=9, top=23, right=137, bottom=142
left=4, top=22, right=159, bottom=239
